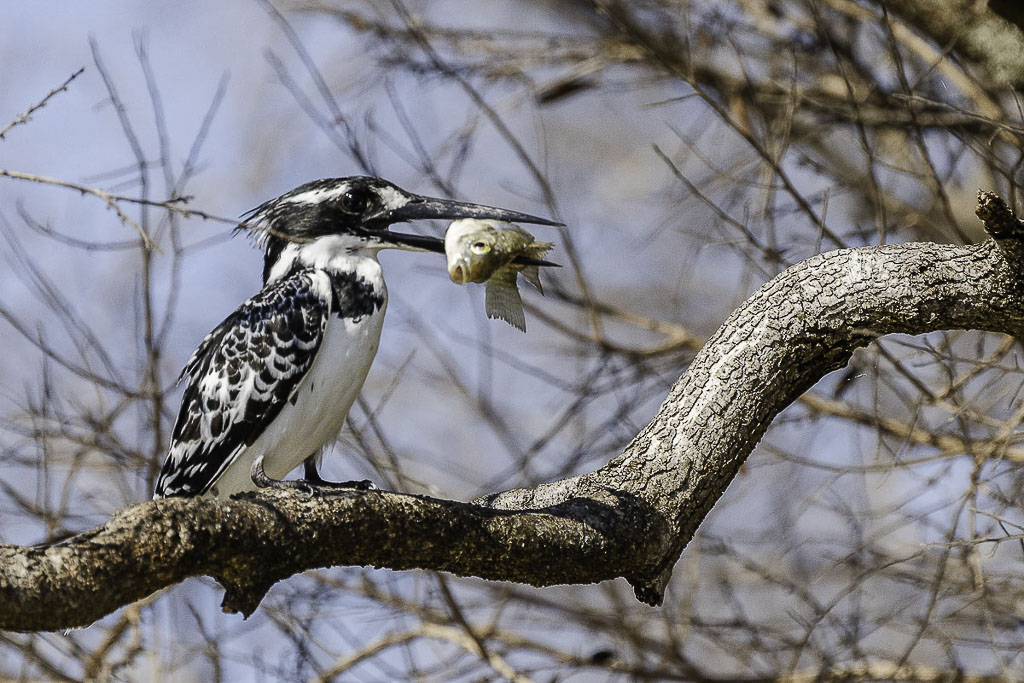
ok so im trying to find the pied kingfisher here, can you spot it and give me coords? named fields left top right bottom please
left=154, top=176, right=558, bottom=498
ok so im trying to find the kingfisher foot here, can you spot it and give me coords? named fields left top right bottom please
left=303, top=461, right=378, bottom=491
left=251, top=455, right=319, bottom=497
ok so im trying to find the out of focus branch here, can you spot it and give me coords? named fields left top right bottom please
left=0, top=169, right=240, bottom=248
left=884, top=0, right=1024, bottom=87
left=5, top=191, right=1024, bottom=632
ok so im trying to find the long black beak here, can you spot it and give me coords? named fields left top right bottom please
left=382, top=194, right=562, bottom=267
left=388, top=195, right=563, bottom=227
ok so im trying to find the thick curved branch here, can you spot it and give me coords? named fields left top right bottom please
left=4, top=192, right=1024, bottom=632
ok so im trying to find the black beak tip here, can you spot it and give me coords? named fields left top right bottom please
left=489, top=210, right=563, bottom=227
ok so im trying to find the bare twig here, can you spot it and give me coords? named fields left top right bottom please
left=0, top=67, right=85, bottom=141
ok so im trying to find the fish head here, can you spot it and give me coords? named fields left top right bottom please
left=445, top=219, right=512, bottom=284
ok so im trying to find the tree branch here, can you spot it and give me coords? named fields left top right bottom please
left=883, top=0, right=1024, bottom=87
left=4, top=191, right=1024, bottom=632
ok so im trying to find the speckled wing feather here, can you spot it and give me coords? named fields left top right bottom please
left=154, top=269, right=331, bottom=497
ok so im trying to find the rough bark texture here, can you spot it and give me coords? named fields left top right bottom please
left=2, top=192, right=1023, bottom=633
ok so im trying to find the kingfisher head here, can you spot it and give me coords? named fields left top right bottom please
left=241, top=176, right=559, bottom=280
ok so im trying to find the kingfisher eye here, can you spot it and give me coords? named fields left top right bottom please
left=339, top=189, right=372, bottom=214
left=470, top=241, right=490, bottom=254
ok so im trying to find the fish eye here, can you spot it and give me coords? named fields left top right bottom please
left=470, top=241, right=490, bottom=254
left=339, top=188, right=372, bottom=214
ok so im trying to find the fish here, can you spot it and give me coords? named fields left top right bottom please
left=444, top=219, right=556, bottom=332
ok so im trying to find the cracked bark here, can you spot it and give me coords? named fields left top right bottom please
left=3, top=191, right=1024, bottom=632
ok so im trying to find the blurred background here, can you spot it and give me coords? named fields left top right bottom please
left=2, top=0, right=1024, bottom=679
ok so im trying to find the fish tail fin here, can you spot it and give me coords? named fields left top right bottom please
left=527, top=241, right=555, bottom=256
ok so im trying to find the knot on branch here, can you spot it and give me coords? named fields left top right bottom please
left=976, top=190, right=1024, bottom=270
left=977, top=190, right=1024, bottom=240
left=218, top=574, right=276, bottom=618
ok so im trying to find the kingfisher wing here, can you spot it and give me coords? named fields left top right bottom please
left=154, top=269, right=332, bottom=498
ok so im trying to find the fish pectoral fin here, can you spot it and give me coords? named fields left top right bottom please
left=521, top=265, right=543, bottom=294
left=484, top=268, right=526, bottom=332
left=519, top=243, right=553, bottom=292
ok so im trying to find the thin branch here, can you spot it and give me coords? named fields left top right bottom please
left=0, top=67, right=85, bottom=141
left=0, top=169, right=239, bottom=235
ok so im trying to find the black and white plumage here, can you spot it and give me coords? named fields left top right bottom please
left=154, top=176, right=558, bottom=498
